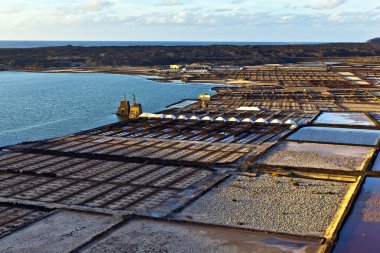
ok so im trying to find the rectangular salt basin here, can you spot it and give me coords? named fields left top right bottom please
left=81, top=218, right=321, bottom=253
left=255, top=142, right=373, bottom=171
left=287, top=126, right=380, bottom=146
left=371, top=154, right=380, bottom=172
left=339, top=103, right=380, bottom=112
left=313, top=112, right=375, bottom=126
left=334, top=177, right=380, bottom=253
left=369, top=112, right=380, bottom=124
left=0, top=210, right=121, bottom=253
left=178, top=175, right=350, bottom=237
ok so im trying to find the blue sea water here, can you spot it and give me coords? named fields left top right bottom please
left=0, top=40, right=324, bottom=48
left=0, top=72, right=217, bottom=147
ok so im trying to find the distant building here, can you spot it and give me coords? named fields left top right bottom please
left=116, top=95, right=142, bottom=119
left=116, top=95, right=130, bottom=117
left=156, top=69, right=181, bottom=73
left=199, top=93, right=211, bottom=108
left=199, top=93, right=211, bottom=100
left=130, top=95, right=143, bottom=119
left=182, top=68, right=209, bottom=74
left=187, top=64, right=212, bottom=70
left=170, top=65, right=182, bottom=69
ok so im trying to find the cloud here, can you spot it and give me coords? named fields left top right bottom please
left=277, top=15, right=295, bottom=23
left=214, top=8, right=232, bottom=12
left=56, top=0, right=113, bottom=14
left=306, top=0, right=347, bottom=10
left=185, top=7, right=202, bottom=11
left=139, top=8, right=380, bottom=29
left=82, top=0, right=113, bottom=10
left=0, top=2, right=26, bottom=14
left=328, top=12, right=345, bottom=22
left=156, top=0, right=183, bottom=6
left=143, top=10, right=286, bottom=27
left=1, top=0, right=379, bottom=41
left=229, top=0, right=245, bottom=4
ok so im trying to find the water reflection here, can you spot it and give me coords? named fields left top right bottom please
left=334, top=177, right=380, bottom=253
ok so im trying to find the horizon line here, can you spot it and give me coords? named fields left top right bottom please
left=0, top=39, right=362, bottom=43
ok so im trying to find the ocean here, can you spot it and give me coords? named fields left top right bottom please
left=0, top=41, right=324, bottom=48
left=0, top=72, right=218, bottom=147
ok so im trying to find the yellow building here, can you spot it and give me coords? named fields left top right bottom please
left=199, top=93, right=211, bottom=108
left=129, top=95, right=143, bottom=119
left=199, top=93, right=211, bottom=101
left=116, top=95, right=142, bottom=119
left=170, top=65, right=182, bottom=69
left=116, top=95, right=130, bottom=117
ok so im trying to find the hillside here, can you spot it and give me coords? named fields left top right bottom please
left=0, top=43, right=379, bottom=70
left=367, top=37, right=380, bottom=44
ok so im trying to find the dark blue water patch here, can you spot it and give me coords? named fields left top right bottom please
left=334, top=177, right=380, bottom=253
left=0, top=72, right=217, bottom=147
left=371, top=154, right=380, bottom=172
left=0, top=40, right=326, bottom=48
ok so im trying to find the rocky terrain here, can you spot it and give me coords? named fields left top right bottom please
left=0, top=43, right=379, bottom=70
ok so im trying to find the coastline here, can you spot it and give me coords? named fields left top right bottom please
left=11, top=67, right=262, bottom=86
left=12, top=67, right=232, bottom=85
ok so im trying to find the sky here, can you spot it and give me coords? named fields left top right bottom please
left=0, top=0, right=379, bottom=42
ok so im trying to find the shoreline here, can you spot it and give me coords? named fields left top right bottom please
left=5, top=68, right=264, bottom=86
left=5, top=67, right=232, bottom=85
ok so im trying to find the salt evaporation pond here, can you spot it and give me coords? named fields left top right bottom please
left=334, top=177, right=380, bottom=253
left=287, top=126, right=380, bottom=146
left=166, top=99, right=198, bottom=109
left=313, top=112, right=375, bottom=126
left=256, top=141, right=373, bottom=171
left=370, top=154, right=380, bottom=172
left=80, top=218, right=321, bottom=253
